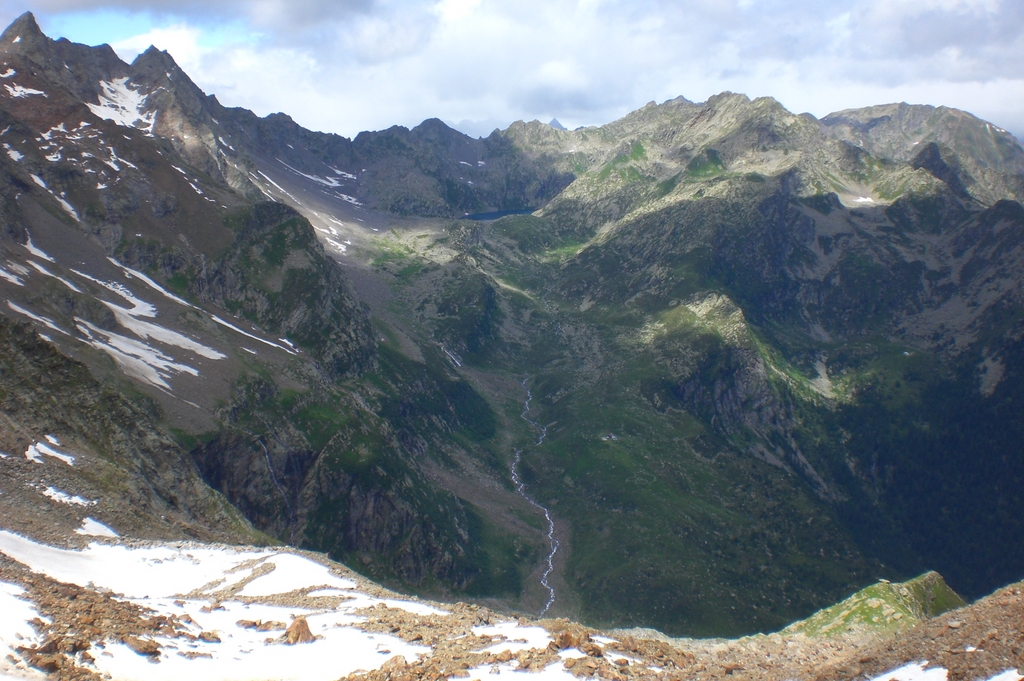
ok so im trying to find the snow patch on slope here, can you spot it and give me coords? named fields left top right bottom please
left=109, top=258, right=195, bottom=308
left=7, top=303, right=68, bottom=333
left=23, top=236, right=54, bottom=262
left=0, top=265, right=24, bottom=285
left=4, top=83, right=46, bottom=98
left=86, top=78, right=155, bottom=132
left=76, top=318, right=199, bottom=390
left=211, top=315, right=297, bottom=355
left=28, top=174, right=79, bottom=221
left=75, top=518, right=118, bottom=538
left=27, top=260, right=81, bottom=292
left=41, top=486, right=95, bottom=506
left=24, top=441, right=75, bottom=466
left=0, top=532, right=438, bottom=681
left=0, top=581, right=43, bottom=680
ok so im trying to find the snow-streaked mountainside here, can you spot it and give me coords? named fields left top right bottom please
left=1, top=8, right=1024, bottom=679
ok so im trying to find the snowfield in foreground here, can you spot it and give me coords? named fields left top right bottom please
left=0, top=530, right=1019, bottom=681
left=0, top=531, right=442, bottom=681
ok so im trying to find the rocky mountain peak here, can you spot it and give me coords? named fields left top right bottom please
left=130, top=44, right=181, bottom=76
left=0, top=11, right=45, bottom=51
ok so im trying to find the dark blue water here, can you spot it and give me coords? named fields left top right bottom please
left=462, top=208, right=535, bottom=221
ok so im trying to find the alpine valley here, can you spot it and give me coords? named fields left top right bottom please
left=1, top=10, right=1023, bottom=681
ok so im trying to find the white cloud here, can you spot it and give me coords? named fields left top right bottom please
left=4, top=0, right=1022, bottom=137
left=111, top=23, right=205, bottom=68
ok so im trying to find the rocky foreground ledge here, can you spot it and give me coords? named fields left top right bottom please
left=0, top=530, right=1021, bottom=681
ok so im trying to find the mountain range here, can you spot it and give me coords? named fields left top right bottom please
left=0, top=10, right=1023, bottom=672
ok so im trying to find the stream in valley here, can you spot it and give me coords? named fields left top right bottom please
left=511, top=378, right=559, bottom=615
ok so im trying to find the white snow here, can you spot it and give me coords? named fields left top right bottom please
left=985, top=672, right=1024, bottom=681
left=236, top=554, right=357, bottom=597
left=3, top=143, right=22, bottom=161
left=867, top=663, right=947, bottom=681
left=278, top=159, right=342, bottom=188
left=0, top=533, right=438, bottom=681
left=0, top=531, right=732, bottom=681
left=0, top=68, right=15, bottom=78
left=104, top=145, right=137, bottom=171
left=0, top=532, right=263, bottom=598
left=41, top=486, right=96, bottom=506
left=26, top=260, right=81, bottom=292
left=23, top=235, right=55, bottom=262
left=70, top=264, right=224, bottom=382
left=91, top=605, right=423, bottom=681
left=43, top=435, right=59, bottom=446
left=76, top=318, right=200, bottom=390
left=0, top=266, right=24, bottom=286
left=329, top=167, right=357, bottom=180
left=28, top=175, right=79, bottom=221
left=75, top=518, right=118, bottom=538
left=6, top=302, right=67, bottom=335
left=211, top=315, right=297, bottom=355
left=106, top=307, right=226, bottom=360
left=23, top=441, right=75, bottom=466
left=4, top=83, right=46, bottom=98
left=53, top=195, right=79, bottom=221
left=465, top=659, right=576, bottom=681
left=41, top=123, right=66, bottom=140
left=70, top=269, right=157, bottom=317
left=86, top=78, right=155, bottom=132
left=0, top=581, right=44, bottom=680
left=109, top=258, right=195, bottom=308
left=256, top=171, right=302, bottom=205
left=855, top=196, right=875, bottom=203
left=369, top=599, right=448, bottom=617
left=474, top=622, right=552, bottom=654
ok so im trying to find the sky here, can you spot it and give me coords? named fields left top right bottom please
left=0, top=0, right=1021, bottom=139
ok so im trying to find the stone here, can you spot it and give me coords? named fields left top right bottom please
left=123, top=636, right=161, bottom=657
left=285, top=617, right=315, bottom=644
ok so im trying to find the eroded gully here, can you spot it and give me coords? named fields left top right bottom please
left=511, top=378, right=559, bottom=616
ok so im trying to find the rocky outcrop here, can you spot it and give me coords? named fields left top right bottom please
left=0, top=316, right=256, bottom=543
left=193, top=202, right=377, bottom=379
